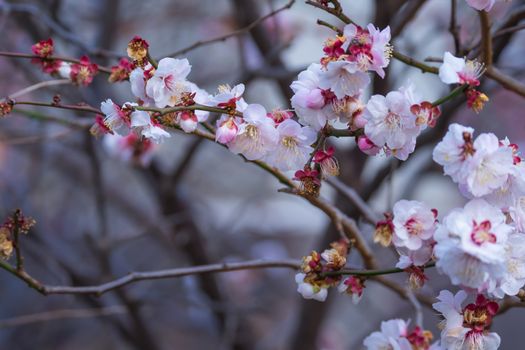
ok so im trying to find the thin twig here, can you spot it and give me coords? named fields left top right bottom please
left=0, top=305, right=128, bottom=328
left=165, top=0, right=296, bottom=58
left=2, top=259, right=300, bottom=296
left=13, top=100, right=101, bottom=115
left=325, top=177, right=380, bottom=224
left=7, top=79, right=70, bottom=99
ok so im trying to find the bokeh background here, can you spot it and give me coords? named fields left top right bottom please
left=0, top=0, right=524, bottom=349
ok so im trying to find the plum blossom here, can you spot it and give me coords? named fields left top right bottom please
left=211, top=83, right=248, bottom=113
left=363, top=319, right=412, bottom=350
left=215, top=115, right=241, bottom=144
left=290, top=63, right=338, bottom=130
left=100, top=99, right=130, bottom=136
left=439, top=52, right=484, bottom=86
left=130, top=110, right=171, bottom=144
left=433, top=290, right=501, bottom=350
left=318, top=60, right=370, bottom=99
left=363, top=89, right=420, bottom=160
left=340, top=23, right=392, bottom=78
left=130, top=65, right=155, bottom=105
left=464, top=133, right=514, bottom=197
left=264, top=119, right=316, bottom=172
left=227, top=104, right=278, bottom=160
left=145, top=58, right=192, bottom=107
left=435, top=126, right=515, bottom=198
left=433, top=123, right=476, bottom=184
left=173, top=84, right=210, bottom=133
left=392, top=200, right=437, bottom=250
left=338, top=276, right=364, bottom=304
left=434, top=199, right=513, bottom=292
left=367, top=24, right=392, bottom=78
left=70, top=56, right=98, bottom=86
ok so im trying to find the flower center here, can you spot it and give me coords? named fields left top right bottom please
left=405, top=218, right=423, bottom=235
left=385, top=111, right=401, bottom=129
left=282, top=136, right=298, bottom=149
left=246, top=125, right=259, bottom=140
left=470, top=220, right=496, bottom=245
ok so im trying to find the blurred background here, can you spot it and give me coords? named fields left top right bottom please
left=0, top=0, right=524, bottom=349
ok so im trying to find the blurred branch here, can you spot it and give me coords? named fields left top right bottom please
left=325, top=177, right=381, bottom=224
left=390, top=0, right=427, bottom=38
left=485, top=66, right=525, bottom=98
left=0, top=2, right=122, bottom=58
left=13, top=109, right=92, bottom=129
left=449, top=0, right=461, bottom=54
left=165, top=0, right=296, bottom=58
left=479, top=10, right=493, bottom=66
left=7, top=79, right=70, bottom=99
left=0, top=305, right=127, bottom=328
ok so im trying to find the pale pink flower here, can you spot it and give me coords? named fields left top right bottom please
left=130, top=110, right=171, bottom=144
left=363, top=319, right=412, bottom=350
left=341, top=23, right=392, bottom=78
left=433, top=123, right=477, bottom=184
left=211, top=83, right=248, bottom=113
left=367, top=24, right=392, bottom=78
left=357, top=135, right=381, bottom=156
left=337, top=276, right=364, bottom=304
left=100, top=99, right=130, bottom=136
left=439, top=52, right=484, bottom=86
left=145, top=58, right=192, bottom=107
left=363, top=90, right=420, bottom=160
left=129, top=65, right=154, bottom=105
left=291, top=63, right=338, bottom=130
left=227, top=104, right=278, bottom=160
left=215, top=115, right=241, bottom=144
left=434, top=199, right=512, bottom=292
left=433, top=290, right=501, bottom=350
left=318, top=60, right=370, bottom=99
left=392, top=200, right=437, bottom=250
left=264, top=119, right=316, bottom=172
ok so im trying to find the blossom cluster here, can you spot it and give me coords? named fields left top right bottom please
left=15, top=1, right=517, bottom=348
left=432, top=124, right=525, bottom=298
left=294, top=240, right=366, bottom=302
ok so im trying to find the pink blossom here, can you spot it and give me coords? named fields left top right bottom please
left=439, top=52, right=484, bottom=86
left=145, top=58, right=192, bottom=107
left=264, top=119, right=316, bottom=172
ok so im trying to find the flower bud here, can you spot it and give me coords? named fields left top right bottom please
left=357, top=135, right=381, bottom=156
